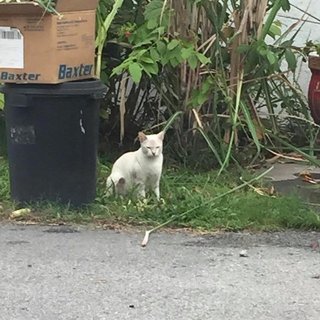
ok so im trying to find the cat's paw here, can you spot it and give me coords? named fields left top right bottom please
left=157, top=197, right=166, bottom=205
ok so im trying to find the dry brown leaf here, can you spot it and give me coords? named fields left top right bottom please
left=266, top=148, right=308, bottom=163
left=269, top=185, right=275, bottom=195
left=192, top=109, right=204, bottom=129
left=253, top=119, right=265, bottom=140
left=302, top=176, right=317, bottom=184
left=240, top=177, right=275, bottom=196
left=299, top=170, right=311, bottom=177
left=299, top=171, right=318, bottom=184
left=265, top=155, right=281, bottom=164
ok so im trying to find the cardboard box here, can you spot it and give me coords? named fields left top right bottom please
left=0, top=0, right=99, bottom=84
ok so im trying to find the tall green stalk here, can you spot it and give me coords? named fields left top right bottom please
left=262, top=79, right=279, bottom=134
left=95, top=0, right=125, bottom=78
left=218, top=70, right=244, bottom=176
left=0, top=94, right=4, bottom=110
left=259, top=0, right=286, bottom=41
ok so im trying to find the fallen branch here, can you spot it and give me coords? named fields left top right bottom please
left=265, top=148, right=308, bottom=163
left=141, top=166, right=274, bottom=247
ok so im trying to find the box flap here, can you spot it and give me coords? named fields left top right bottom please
left=0, top=0, right=99, bottom=15
left=56, top=0, right=99, bottom=12
left=0, top=3, right=43, bottom=16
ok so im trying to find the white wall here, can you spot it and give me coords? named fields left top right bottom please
left=278, top=0, right=320, bottom=94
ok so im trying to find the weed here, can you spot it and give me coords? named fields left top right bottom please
left=0, top=158, right=9, bottom=201
left=1, top=157, right=319, bottom=232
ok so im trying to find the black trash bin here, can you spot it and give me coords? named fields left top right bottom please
left=0, top=79, right=106, bottom=206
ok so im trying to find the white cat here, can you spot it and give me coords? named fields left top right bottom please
left=106, top=131, right=165, bottom=200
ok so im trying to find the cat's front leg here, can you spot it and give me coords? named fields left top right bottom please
left=137, top=187, right=146, bottom=199
left=136, top=182, right=146, bottom=199
left=153, top=183, right=160, bottom=201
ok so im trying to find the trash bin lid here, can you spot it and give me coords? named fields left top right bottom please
left=0, top=78, right=107, bottom=98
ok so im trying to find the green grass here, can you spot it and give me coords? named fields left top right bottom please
left=0, top=157, right=9, bottom=201
left=0, top=157, right=320, bottom=232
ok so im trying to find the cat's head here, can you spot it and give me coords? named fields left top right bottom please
left=138, top=131, right=165, bottom=158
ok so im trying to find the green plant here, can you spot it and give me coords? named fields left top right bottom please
left=303, top=40, right=320, bottom=56
left=95, top=0, right=126, bottom=78
left=1, top=156, right=320, bottom=234
left=0, top=158, right=9, bottom=201
left=105, top=0, right=319, bottom=170
left=0, top=93, right=4, bottom=110
left=141, top=165, right=274, bottom=246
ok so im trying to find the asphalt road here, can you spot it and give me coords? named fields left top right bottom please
left=1, top=224, right=320, bottom=320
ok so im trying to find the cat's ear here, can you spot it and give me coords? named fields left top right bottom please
left=158, top=131, right=165, bottom=141
left=138, top=132, right=147, bottom=143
